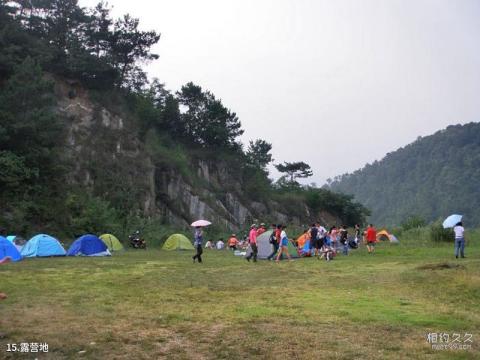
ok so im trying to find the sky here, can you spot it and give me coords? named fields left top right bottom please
left=80, top=0, right=480, bottom=184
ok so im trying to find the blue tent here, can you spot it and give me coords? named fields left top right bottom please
left=302, top=239, right=312, bottom=255
left=0, top=236, right=22, bottom=262
left=21, top=234, right=66, bottom=257
left=67, top=234, right=110, bottom=256
left=6, top=236, right=15, bottom=243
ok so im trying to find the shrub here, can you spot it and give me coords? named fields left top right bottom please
left=401, top=215, right=426, bottom=231
left=430, top=222, right=453, bottom=242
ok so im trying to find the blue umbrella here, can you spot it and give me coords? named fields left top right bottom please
left=442, top=214, right=462, bottom=229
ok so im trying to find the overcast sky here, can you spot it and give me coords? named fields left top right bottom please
left=80, top=0, right=480, bottom=184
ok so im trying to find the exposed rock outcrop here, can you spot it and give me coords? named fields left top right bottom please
left=53, top=78, right=337, bottom=231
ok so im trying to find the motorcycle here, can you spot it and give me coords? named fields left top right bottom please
left=129, top=231, right=147, bottom=249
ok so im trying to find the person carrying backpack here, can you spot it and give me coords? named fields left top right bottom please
left=267, top=224, right=279, bottom=260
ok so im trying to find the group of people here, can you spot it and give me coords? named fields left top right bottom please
left=191, top=222, right=380, bottom=264
left=244, top=222, right=380, bottom=262
left=204, top=238, right=226, bottom=250
left=294, top=223, right=379, bottom=260
left=245, top=223, right=294, bottom=263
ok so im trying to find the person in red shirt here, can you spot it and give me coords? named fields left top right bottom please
left=256, top=223, right=266, bottom=236
left=366, top=224, right=377, bottom=253
left=246, top=224, right=258, bottom=262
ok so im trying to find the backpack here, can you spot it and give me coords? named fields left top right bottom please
left=269, top=232, right=276, bottom=244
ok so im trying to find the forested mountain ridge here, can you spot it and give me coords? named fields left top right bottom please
left=328, top=122, right=480, bottom=226
left=0, top=0, right=369, bottom=239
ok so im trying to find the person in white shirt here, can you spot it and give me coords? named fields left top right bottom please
left=216, top=239, right=225, bottom=250
left=316, top=224, right=327, bottom=257
left=275, top=225, right=293, bottom=262
left=204, top=240, right=213, bottom=249
left=453, top=222, right=466, bottom=259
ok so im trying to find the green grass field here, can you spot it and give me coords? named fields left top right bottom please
left=1, top=241, right=479, bottom=359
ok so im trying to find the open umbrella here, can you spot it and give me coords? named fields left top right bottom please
left=191, top=220, right=212, bottom=227
left=442, top=214, right=462, bottom=229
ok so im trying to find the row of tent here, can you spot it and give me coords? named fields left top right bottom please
left=0, top=234, right=125, bottom=262
left=1, top=233, right=195, bottom=261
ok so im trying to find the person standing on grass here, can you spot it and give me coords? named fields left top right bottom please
left=316, top=223, right=327, bottom=258
left=366, top=224, right=377, bottom=253
left=192, top=227, right=204, bottom=263
left=276, top=225, right=293, bottom=262
left=246, top=224, right=258, bottom=262
left=453, top=222, right=466, bottom=259
left=328, top=226, right=338, bottom=252
left=354, top=224, right=361, bottom=245
left=310, top=223, right=319, bottom=257
left=340, top=225, right=349, bottom=255
left=267, top=224, right=280, bottom=261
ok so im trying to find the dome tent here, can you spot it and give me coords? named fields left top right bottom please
left=0, top=236, right=22, bottom=262
left=7, top=235, right=27, bottom=252
left=162, top=234, right=194, bottom=251
left=100, top=234, right=124, bottom=251
left=21, top=234, right=66, bottom=257
left=245, top=230, right=299, bottom=260
left=67, top=234, right=111, bottom=256
left=376, top=230, right=399, bottom=243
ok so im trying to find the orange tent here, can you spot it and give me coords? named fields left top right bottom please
left=376, top=230, right=399, bottom=243
left=296, top=233, right=309, bottom=248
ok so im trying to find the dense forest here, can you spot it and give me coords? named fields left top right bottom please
left=0, top=0, right=369, bottom=240
left=328, top=123, right=480, bottom=227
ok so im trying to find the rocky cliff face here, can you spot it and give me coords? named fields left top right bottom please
left=53, top=78, right=316, bottom=231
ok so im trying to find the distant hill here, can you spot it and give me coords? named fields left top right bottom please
left=328, top=123, right=480, bottom=227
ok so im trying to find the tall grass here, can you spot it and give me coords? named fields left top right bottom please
left=393, top=225, right=478, bottom=248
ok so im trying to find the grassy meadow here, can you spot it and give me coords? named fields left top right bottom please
left=0, top=237, right=479, bottom=359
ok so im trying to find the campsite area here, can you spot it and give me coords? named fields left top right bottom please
left=1, top=237, right=479, bottom=359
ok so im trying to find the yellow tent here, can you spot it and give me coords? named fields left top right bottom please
left=376, top=230, right=399, bottom=243
left=162, top=234, right=194, bottom=251
left=100, top=234, right=124, bottom=251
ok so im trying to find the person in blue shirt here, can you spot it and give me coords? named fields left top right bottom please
left=192, top=227, right=204, bottom=263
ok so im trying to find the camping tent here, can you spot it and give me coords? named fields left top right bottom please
left=0, top=236, right=22, bottom=262
left=296, top=232, right=312, bottom=256
left=245, top=230, right=299, bottom=259
left=162, top=234, right=194, bottom=250
left=67, top=234, right=111, bottom=256
left=100, top=234, right=124, bottom=251
left=6, top=235, right=26, bottom=252
left=377, top=230, right=399, bottom=243
left=21, top=234, right=66, bottom=257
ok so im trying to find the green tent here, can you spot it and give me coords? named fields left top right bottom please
left=100, top=234, right=124, bottom=251
left=163, top=234, right=194, bottom=251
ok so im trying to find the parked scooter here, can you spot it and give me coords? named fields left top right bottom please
left=129, top=230, right=146, bottom=249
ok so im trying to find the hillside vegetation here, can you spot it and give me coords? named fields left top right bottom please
left=0, top=1, right=368, bottom=240
left=328, top=123, right=480, bottom=227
